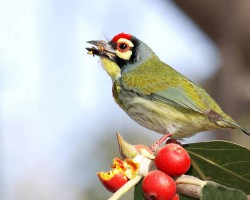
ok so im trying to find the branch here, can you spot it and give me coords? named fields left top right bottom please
left=175, top=175, right=205, bottom=199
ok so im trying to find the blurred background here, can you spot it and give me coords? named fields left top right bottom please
left=1, top=0, right=250, bottom=199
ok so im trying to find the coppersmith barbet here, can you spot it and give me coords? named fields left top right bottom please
left=86, top=33, right=250, bottom=139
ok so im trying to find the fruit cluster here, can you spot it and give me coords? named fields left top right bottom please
left=142, top=143, right=191, bottom=200
left=97, top=136, right=191, bottom=200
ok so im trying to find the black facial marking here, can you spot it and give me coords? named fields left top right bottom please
left=109, top=38, right=139, bottom=69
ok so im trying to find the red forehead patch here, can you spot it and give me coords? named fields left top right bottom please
left=111, top=33, right=132, bottom=43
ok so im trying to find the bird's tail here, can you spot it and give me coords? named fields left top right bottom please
left=223, top=119, right=250, bottom=136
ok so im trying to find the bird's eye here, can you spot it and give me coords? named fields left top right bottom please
left=117, top=42, right=130, bottom=52
left=119, top=43, right=127, bottom=49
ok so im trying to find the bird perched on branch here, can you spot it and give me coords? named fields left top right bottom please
left=86, top=33, right=250, bottom=139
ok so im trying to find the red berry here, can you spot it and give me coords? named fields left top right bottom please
left=97, top=158, right=129, bottom=193
left=97, top=171, right=128, bottom=193
left=142, top=170, right=176, bottom=200
left=155, top=143, right=191, bottom=177
left=172, top=194, right=179, bottom=200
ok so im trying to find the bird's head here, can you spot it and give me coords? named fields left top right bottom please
left=86, top=33, right=156, bottom=81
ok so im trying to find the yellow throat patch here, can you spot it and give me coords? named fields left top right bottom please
left=101, top=57, right=121, bottom=82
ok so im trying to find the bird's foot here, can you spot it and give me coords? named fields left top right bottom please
left=165, top=138, right=181, bottom=146
left=150, top=133, right=172, bottom=153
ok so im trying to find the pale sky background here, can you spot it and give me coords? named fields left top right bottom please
left=0, top=0, right=222, bottom=199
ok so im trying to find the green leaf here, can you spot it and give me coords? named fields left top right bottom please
left=179, top=194, right=197, bottom=200
left=201, top=181, right=248, bottom=200
left=134, top=141, right=250, bottom=200
left=184, top=140, right=250, bottom=194
left=179, top=180, right=249, bottom=200
left=134, top=179, right=145, bottom=200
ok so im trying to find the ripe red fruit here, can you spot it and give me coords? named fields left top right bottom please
left=97, top=158, right=129, bottom=193
left=172, top=194, right=179, bottom=200
left=97, top=170, right=128, bottom=193
left=142, top=170, right=176, bottom=200
left=155, top=143, right=191, bottom=177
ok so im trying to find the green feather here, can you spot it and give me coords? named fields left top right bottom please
left=122, top=55, right=214, bottom=115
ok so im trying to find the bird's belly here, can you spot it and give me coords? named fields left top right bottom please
left=119, top=95, right=214, bottom=139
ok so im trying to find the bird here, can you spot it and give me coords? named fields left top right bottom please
left=86, top=33, right=250, bottom=139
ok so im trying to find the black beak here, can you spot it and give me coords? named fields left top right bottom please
left=86, top=40, right=116, bottom=60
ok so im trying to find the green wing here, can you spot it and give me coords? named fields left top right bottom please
left=121, top=59, right=223, bottom=118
